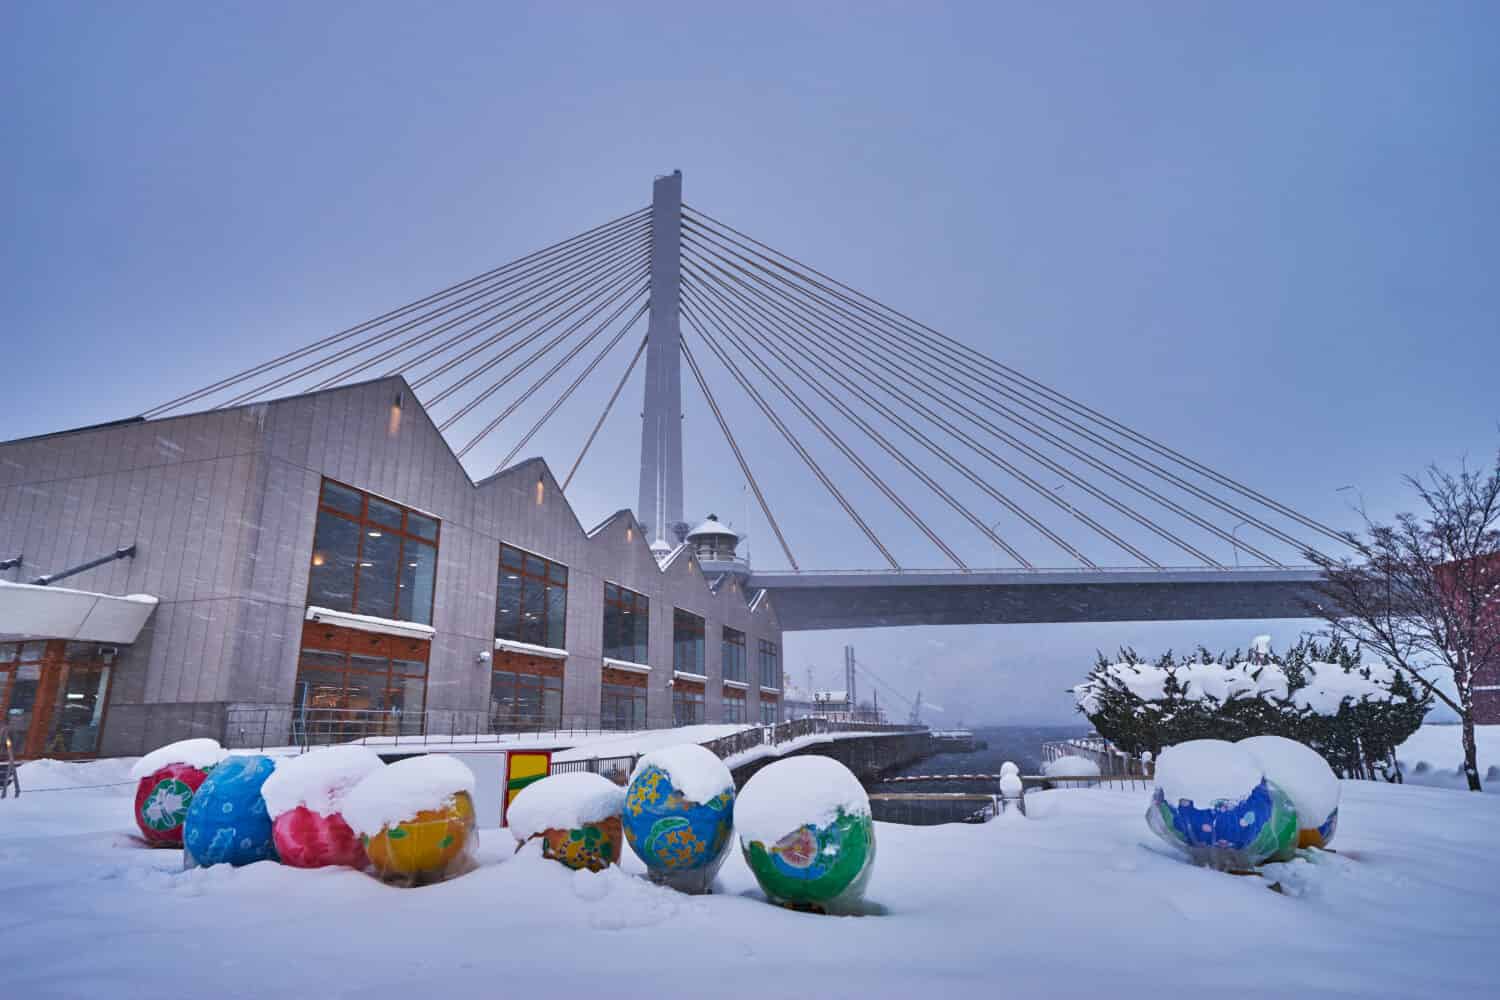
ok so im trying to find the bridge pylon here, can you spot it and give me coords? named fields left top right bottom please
left=637, top=170, right=686, bottom=548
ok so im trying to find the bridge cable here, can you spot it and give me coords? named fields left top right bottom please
left=683, top=238, right=1241, bottom=567
left=683, top=205, right=1345, bottom=557
left=687, top=256, right=1118, bottom=567
left=492, top=297, right=652, bottom=473
left=140, top=206, right=649, bottom=418
left=430, top=254, right=651, bottom=424
left=404, top=239, right=650, bottom=394
left=680, top=302, right=901, bottom=571
left=240, top=227, right=649, bottom=404
left=309, top=229, right=650, bottom=391
left=683, top=210, right=1313, bottom=563
left=686, top=281, right=966, bottom=568
left=562, top=336, right=647, bottom=493
left=684, top=266, right=1037, bottom=567
left=680, top=339, right=801, bottom=571
left=457, top=285, right=647, bottom=459
left=686, top=223, right=1284, bottom=565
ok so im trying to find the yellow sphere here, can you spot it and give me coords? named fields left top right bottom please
left=364, top=791, right=475, bottom=878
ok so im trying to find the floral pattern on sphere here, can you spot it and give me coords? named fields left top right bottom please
left=362, top=791, right=476, bottom=884
left=622, top=764, right=734, bottom=891
left=1146, top=777, right=1300, bottom=870
left=183, top=755, right=279, bottom=868
left=134, top=762, right=214, bottom=847
left=743, top=808, right=876, bottom=911
left=539, top=816, right=622, bottom=872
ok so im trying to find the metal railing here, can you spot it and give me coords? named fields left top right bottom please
left=1039, top=736, right=1155, bottom=790
left=223, top=706, right=652, bottom=752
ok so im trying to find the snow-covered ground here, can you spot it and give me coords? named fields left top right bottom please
left=4, top=757, right=1498, bottom=998
left=1397, top=723, right=1500, bottom=791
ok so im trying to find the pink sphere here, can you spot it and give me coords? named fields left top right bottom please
left=271, top=805, right=367, bottom=869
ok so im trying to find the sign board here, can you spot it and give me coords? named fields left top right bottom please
left=502, top=750, right=552, bottom=826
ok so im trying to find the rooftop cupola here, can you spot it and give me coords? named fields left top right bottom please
left=686, top=514, right=740, bottom=562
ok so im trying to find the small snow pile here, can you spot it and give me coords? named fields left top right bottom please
left=1154, top=740, right=1263, bottom=806
left=999, top=773, right=1023, bottom=799
left=261, top=746, right=385, bottom=818
left=734, top=756, right=869, bottom=846
left=129, top=738, right=228, bottom=780
left=629, top=744, right=732, bottom=804
left=1043, top=755, right=1101, bottom=779
left=1238, top=735, right=1339, bottom=826
left=999, top=761, right=1020, bottom=777
left=508, top=772, right=625, bottom=843
left=341, top=754, right=476, bottom=836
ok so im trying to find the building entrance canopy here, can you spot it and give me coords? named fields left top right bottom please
left=0, top=580, right=158, bottom=644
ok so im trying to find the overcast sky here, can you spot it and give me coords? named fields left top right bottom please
left=5, top=3, right=1497, bottom=724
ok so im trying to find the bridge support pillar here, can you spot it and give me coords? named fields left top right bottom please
left=638, top=170, right=685, bottom=546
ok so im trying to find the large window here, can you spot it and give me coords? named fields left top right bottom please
left=490, top=656, right=562, bottom=730
left=721, top=686, right=747, bottom=724
left=721, top=627, right=746, bottom=683
left=601, top=667, right=647, bottom=730
left=758, top=639, right=780, bottom=690
left=0, top=641, right=113, bottom=758
left=673, top=679, right=705, bottom=726
left=496, top=544, right=568, bottom=649
left=293, top=630, right=428, bottom=744
left=603, top=583, right=649, bottom=664
left=673, top=609, right=705, bottom=675
left=307, top=479, right=439, bottom=625
left=760, top=697, right=778, bottom=725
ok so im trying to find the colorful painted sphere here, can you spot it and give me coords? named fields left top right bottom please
left=1237, top=735, right=1342, bottom=851
left=1147, top=777, right=1300, bottom=870
left=742, top=810, right=876, bottom=911
left=623, top=756, right=735, bottom=893
left=183, top=755, right=279, bottom=868
left=272, top=806, right=367, bottom=869
left=134, top=762, right=214, bottom=847
left=540, top=816, right=623, bottom=873
left=362, top=791, right=476, bottom=879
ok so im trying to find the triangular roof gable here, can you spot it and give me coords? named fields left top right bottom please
left=476, top=455, right=588, bottom=538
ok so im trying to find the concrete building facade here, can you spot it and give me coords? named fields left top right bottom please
left=0, top=376, right=782, bottom=757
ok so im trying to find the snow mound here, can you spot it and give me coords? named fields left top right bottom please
left=734, top=756, right=869, bottom=846
left=1154, top=740, right=1264, bottom=806
left=628, top=744, right=732, bottom=804
left=341, top=754, right=476, bottom=836
left=261, top=746, right=385, bottom=818
left=1044, top=755, right=1102, bottom=779
left=129, top=738, right=228, bottom=779
left=1238, top=735, right=1340, bottom=823
left=508, top=772, right=625, bottom=843
left=19, top=756, right=137, bottom=790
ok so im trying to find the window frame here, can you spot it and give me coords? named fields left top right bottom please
left=721, top=626, right=746, bottom=683
left=307, top=478, right=441, bottom=625
left=602, top=582, right=650, bottom=664
left=495, top=543, right=569, bottom=650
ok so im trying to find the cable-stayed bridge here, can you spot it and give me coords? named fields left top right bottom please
left=145, top=171, right=1348, bottom=630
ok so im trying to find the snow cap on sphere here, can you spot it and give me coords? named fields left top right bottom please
left=341, top=754, right=476, bottom=836
left=261, top=745, right=385, bottom=818
left=1237, top=735, right=1340, bottom=824
left=1154, top=739, right=1264, bottom=806
left=999, top=761, right=1020, bottom=777
left=129, top=738, right=228, bottom=779
left=508, top=771, right=625, bottom=843
left=629, top=744, right=733, bottom=804
left=735, top=756, right=869, bottom=847
left=999, top=773, right=1023, bottom=798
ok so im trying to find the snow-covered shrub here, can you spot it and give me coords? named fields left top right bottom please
left=1072, top=636, right=1429, bottom=779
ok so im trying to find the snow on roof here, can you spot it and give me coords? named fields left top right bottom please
left=341, top=754, right=476, bottom=835
left=628, top=743, right=733, bottom=804
left=129, top=738, right=227, bottom=780
left=260, top=745, right=385, bottom=818
left=1154, top=740, right=1264, bottom=806
left=507, top=772, right=625, bottom=843
left=686, top=515, right=738, bottom=540
left=734, top=756, right=869, bottom=846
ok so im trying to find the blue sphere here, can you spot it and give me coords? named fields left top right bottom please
left=622, top=762, right=734, bottom=893
left=183, top=754, right=279, bottom=867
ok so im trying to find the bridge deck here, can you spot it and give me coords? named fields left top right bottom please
left=746, top=567, right=1326, bottom=631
